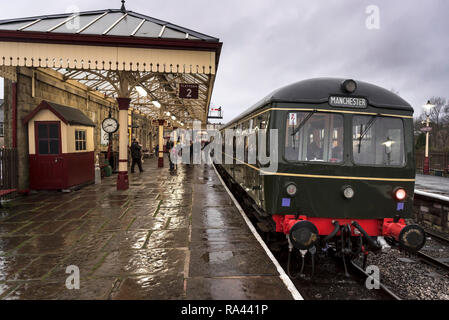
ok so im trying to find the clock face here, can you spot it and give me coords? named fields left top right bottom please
left=102, top=117, right=119, bottom=133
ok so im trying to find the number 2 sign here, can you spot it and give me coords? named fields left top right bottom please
left=179, top=84, right=199, bottom=99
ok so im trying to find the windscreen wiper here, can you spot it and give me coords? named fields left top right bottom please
left=357, top=114, right=380, bottom=153
left=291, top=110, right=316, bottom=137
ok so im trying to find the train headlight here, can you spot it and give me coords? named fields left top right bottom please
left=342, top=186, right=355, bottom=199
left=341, top=79, right=357, bottom=93
left=286, top=183, right=297, bottom=197
left=394, top=188, right=407, bottom=201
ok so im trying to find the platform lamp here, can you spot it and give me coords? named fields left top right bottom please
left=423, top=100, right=435, bottom=175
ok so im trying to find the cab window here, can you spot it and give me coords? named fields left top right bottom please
left=285, top=112, right=344, bottom=163
left=352, top=116, right=405, bottom=166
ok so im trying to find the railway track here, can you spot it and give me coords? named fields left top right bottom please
left=416, top=230, right=449, bottom=274
left=285, top=255, right=402, bottom=300
left=425, top=229, right=449, bottom=245
left=416, top=251, right=449, bottom=272
left=348, top=260, right=402, bottom=300
left=413, top=191, right=449, bottom=274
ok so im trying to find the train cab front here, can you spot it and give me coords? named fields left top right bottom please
left=273, top=214, right=426, bottom=255
left=271, top=182, right=426, bottom=258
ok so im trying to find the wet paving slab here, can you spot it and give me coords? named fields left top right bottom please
left=0, top=158, right=293, bottom=300
left=186, top=276, right=293, bottom=300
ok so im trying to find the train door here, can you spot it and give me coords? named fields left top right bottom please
left=242, top=120, right=250, bottom=196
left=234, top=124, right=243, bottom=182
left=231, top=126, right=237, bottom=179
left=246, top=118, right=257, bottom=201
left=255, top=112, right=269, bottom=208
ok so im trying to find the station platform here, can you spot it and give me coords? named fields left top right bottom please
left=415, top=174, right=449, bottom=198
left=0, top=157, right=296, bottom=300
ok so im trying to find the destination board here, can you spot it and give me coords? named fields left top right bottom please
left=329, top=96, right=367, bottom=108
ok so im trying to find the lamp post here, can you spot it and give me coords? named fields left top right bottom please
left=423, top=100, right=435, bottom=175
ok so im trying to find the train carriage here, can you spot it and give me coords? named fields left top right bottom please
left=216, top=78, right=425, bottom=275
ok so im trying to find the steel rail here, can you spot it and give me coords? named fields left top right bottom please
left=349, top=260, right=402, bottom=300
left=415, top=251, right=449, bottom=273
left=418, top=230, right=449, bottom=272
left=425, top=230, right=449, bottom=246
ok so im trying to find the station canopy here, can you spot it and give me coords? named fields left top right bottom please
left=0, top=4, right=222, bottom=125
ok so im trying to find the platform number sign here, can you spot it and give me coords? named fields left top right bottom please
left=289, top=113, right=297, bottom=126
left=179, top=83, right=199, bottom=99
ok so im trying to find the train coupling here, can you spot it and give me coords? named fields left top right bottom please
left=382, top=218, right=426, bottom=252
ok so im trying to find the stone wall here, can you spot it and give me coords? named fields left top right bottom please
left=3, top=67, right=155, bottom=189
left=414, top=195, right=449, bottom=232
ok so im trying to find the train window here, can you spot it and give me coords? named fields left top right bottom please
left=243, top=121, right=249, bottom=162
left=352, top=116, right=405, bottom=166
left=285, top=112, right=344, bottom=163
left=257, top=112, right=269, bottom=130
left=256, top=112, right=270, bottom=157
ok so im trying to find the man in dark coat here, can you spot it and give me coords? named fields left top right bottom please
left=307, top=129, right=323, bottom=161
left=166, top=140, right=175, bottom=171
left=130, top=138, right=144, bottom=173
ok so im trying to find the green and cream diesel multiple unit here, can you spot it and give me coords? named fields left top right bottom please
left=216, top=78, right=425, bottom=273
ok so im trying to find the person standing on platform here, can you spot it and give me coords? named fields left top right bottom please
left=189, top=141, right=194, bottom=165
left=166, top=140, right=175, bottom=171
left=171, top=142, right=179, bottom=171
left=131, top=138, right=144, bottom=173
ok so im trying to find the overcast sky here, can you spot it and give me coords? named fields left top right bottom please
left=1, top=0, right=448, bottom=122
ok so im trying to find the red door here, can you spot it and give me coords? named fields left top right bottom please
left=34, top=121, right=64, bottom=189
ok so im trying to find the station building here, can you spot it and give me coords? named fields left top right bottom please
left=0, top=4, right=222, bottom=191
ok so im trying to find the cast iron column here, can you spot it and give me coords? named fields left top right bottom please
left=117, top=98, right=131, bottom=190
left=173, top=127, right=178, bottom=147
left=12, top=82, right=17, bottom=148
left=158, top=119, right=165, bottom=168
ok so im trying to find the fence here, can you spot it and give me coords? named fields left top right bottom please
left=416, top=151, right=449, bottom=174
left=0, top=148, right=18, bottom=200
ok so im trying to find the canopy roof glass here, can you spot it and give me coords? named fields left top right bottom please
left=0, top=4, right=222, bottom=125
left=0, top=9, right=219, bottom=42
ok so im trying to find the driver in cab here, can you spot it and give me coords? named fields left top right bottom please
left=307, top=129, right=323, bottom=160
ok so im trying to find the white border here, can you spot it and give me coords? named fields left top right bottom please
left=415, top=189, right=449, bottom=203
left=212, top=164, right=304, bottom=300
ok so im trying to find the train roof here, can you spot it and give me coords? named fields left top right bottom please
left=224, top=77, right=413, bottom=127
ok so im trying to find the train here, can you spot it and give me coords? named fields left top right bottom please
left=214, top=78, right=426, bottom=276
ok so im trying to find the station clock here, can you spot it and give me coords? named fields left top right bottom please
left=102, top=117, right=119, bottom=134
